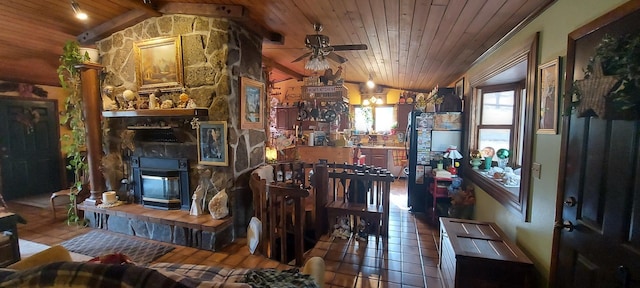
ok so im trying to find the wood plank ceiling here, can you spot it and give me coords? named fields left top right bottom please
left=0, top=0, right=553, bottom=90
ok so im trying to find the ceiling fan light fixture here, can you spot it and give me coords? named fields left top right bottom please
left=305, top=55, right=330, bottom=71
left=71, top=0, right=88, bottom=20
left=362, top=99, right=371, bottom=106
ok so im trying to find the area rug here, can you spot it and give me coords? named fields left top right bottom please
left=60, top=230, right=175, bottom=264
left=11, top=193, right=65, bottom=209
left=19, top=239, right=93, bottom=262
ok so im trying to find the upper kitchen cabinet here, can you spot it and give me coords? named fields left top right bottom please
left=274, top=106, right=299, bottom=130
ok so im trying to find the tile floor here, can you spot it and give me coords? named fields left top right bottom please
left=5, top=179, right=442, bottom=288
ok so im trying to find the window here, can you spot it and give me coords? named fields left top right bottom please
left=465, top=33, right=538, bottom=221
left=477, top=83, right=525, bottom=167
left=353, top=105, right=394, bottom=133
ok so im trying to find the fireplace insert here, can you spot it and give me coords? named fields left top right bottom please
left=131, top=157, right=190, bottom=210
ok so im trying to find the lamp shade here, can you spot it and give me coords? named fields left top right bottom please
left=444, top=145, right=463, bottom=160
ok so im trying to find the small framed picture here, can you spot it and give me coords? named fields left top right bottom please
left=537, top=57, right=561, bottom=134
left=133, top=36, right=184, bottom=91
left=197, top=121, right=228, bottom=166
left=240, top=76, right=264, bottom=129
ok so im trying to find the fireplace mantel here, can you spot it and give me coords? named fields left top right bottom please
left=102, top=108, right=208, bottom=118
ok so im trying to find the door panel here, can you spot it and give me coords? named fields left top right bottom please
left=556, top=2, right=640, bottom=287
left=0, top=96, right=61, bottom=200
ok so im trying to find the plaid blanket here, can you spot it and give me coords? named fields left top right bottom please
left=0, top=262, right=318, bottom=288
left=149, top=263, right=318, bottom=288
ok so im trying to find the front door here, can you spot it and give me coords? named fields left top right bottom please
left=555, top=2, right=640, bottom=287
left=0, top=96, right=62, bottom=200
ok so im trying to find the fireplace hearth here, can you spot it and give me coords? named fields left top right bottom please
left=131, top=156, right=190, bottom=210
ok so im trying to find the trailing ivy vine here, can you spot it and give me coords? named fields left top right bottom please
left=57, top=41, right=89, bottom=226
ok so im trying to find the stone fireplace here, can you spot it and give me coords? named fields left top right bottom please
left=95, top=14, right=268, bottom=239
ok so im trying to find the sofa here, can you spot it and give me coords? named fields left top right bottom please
left=0, top=245, right=325, bottom=288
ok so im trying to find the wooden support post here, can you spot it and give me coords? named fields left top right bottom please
left=76, top=63, right=105, bottom=205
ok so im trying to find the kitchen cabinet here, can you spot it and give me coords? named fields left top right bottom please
left=275, top=107, right=299, bottom=130
left=396, top=103, right=414, bottom=133
left=360, top=148, right=388, bottom=169
left=439, top=217, right=533, bottom=288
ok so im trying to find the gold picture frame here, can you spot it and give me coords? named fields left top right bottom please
left=197, top=121, right=229, bottom=166
left=240, top=77, right=264, bottom=129
left=537, top=57, right=560, bottom=134
left=133, top=36, right=184, bottom=91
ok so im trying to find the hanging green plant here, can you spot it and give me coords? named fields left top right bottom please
left=570, top=33, right=640, bottom=119
left=57, top=40, right=90, bottom=226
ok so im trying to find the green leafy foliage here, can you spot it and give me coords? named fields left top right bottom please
left=571, top=33, right=640, bottom=115
left=57, top=41, right=89, bottom=226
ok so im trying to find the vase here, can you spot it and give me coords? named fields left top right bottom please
left=470, top=159, right=482, bottom=170
left=484, top=156, right=493, bottom=170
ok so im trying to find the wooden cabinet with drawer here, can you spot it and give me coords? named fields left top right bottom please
left=360, top=148, right=388, bottom=169
left=439, top=217, right=534, bottom=288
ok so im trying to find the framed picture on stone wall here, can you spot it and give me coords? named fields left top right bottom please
left=240, top=76, right=264, bottom=129
left=197, top=121, right=229, bottom=166
left=134, top=36, right=184, bottom=91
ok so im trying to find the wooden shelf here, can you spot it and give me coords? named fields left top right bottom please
left=102, top=108, right=208, bottom=118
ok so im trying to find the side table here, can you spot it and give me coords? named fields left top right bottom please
left=0, top=212, right=22, bottom=267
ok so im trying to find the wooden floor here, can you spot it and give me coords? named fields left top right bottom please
left=4, top=179, right=443, bottom=288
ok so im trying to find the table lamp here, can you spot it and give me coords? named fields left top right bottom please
left=444, top=145, right=463, bottom=176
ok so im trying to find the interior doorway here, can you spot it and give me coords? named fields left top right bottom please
left=0, top=96, right=62, bottom=200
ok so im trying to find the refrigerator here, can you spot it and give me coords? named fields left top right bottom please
left=406, top=110, right=462, bottom=212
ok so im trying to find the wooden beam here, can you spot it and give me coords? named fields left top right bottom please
left=109, top=0, right=162, bottom=17
left=263, top=57, right=304, bottom=81
left=159, top=3, right=284, bottom=45
left=77, top=9, right=151, bottom=44
left=159, top=3, right=246, bottom=19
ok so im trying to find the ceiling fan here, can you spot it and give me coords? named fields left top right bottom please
left=292, top=23, right=368, bottom=65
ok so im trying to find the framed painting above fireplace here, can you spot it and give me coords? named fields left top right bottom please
left=197, top=121, right=228, bottom=166
left=133, top=36, right=184, bottom=91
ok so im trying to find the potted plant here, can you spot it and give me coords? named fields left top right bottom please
left=57, top=40, right=89, bottom=226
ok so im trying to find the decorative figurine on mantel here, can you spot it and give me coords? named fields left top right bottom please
left=101, top=85, right=118, bottom=111
left=191, top=166, right=218, bottom=215
left=122, top=89, right=138, bottom=110
left=177, top=93, right=197, bottom=108
left=148, top=93, right=159, bottom=109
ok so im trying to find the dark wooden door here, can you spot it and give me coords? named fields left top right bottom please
left=555, top=2, right=640, bottom=287
left=0, top=96, right=61, bottom=200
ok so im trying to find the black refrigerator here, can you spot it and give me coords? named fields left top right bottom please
left=406, top=110, right=462, bottom=212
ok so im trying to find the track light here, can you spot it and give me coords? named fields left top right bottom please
left=71, top=0, right=88, bottom=20
left=366, top=74, right=375, bottom=89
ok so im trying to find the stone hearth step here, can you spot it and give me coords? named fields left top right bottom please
left=78, top=203, right=233, bottom=251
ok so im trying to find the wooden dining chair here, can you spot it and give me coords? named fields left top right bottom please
left=267, top=183, right=310, bottom=266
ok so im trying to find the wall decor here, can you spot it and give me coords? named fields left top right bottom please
left=455, top=77, right=464, bottom=99
left=240, top=76, right=265, bottom=129
left=133, top=36, right=183, bottom=91
left=197, top=121, right=228, bottom=166
left=537, top=57, right=560, bottom=134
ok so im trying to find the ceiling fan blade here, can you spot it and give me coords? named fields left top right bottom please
left=331, top=44, right=368, bottom=51
left=326, top=52, right=348, bottom=64
left=291, top=52, right=312, bottom=63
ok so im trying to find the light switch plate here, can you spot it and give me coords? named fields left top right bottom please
left=532, top=162, right=542, bottom=179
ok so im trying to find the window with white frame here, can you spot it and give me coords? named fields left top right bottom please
left=353, top=106, right=394, bottom=133
left=476, top=83, right=525, bottom=167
